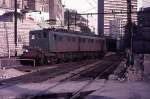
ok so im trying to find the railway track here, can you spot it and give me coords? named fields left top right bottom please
left=70, top=59, right=122, bottom=99
left=0, top=53, right=123, bottom=99
left=25, top=53, right=123, bottom=99
left=71, top=54, right=122, bottom=81
left=65, top=54, right=123, bottom=99
left=0, top=59, right=99, bottom=84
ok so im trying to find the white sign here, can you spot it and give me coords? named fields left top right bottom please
left=26, top=11, right=49, bottom=23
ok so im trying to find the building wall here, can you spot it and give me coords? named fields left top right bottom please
left=0, top=0, right=24, bottom=9
left=0, top=0, right=64, bottom=25
left=0, top=0, right=64, bottom=56
left=0, top=0, right=12, bottom=8
left=0, top=12, right=40, bottom=57
left=98, top=0, right=137, bottom=37
left=64, top=9, right=90, bottom=32
left=49, top=0, right=64, bottom=26
left=133, top=7, right=150, bottom=53
left=138, top=7, right=150, bottom=40
left=25, top=0, right=64, bottom=26
left=26, top=0, right=49, bottom=12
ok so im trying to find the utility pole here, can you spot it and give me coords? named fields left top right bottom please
left=14, top=0, right=18, bottom=56
left=4, top=23, right=10, bottom=58
left=126, top=0, right=134, bottom=67
left=98, top=0, right=104, bottom=36
left=67, top=10, right=70, bottom=30
left=2, top=0, right=6, bottom=7
left=126, top=0, right=145, bottom=81
left=87, top=14, right=89, bottom=27
left=75, top=11, right=77, bottom=30
left=127, top=0, right=132, bottom=50
left=22, top=0, right=24, bottom=9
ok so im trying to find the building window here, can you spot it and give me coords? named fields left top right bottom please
left=18, top=35, right=22, bottom=42
left=38, top=33, right=42, bottom=38
left=54, top=35, right=63, bottom=41
left=54, top=34, right=57, bottom=40
left=43, top=32, right=48, bottom=38
left=31, top=35, right=35, bottom=40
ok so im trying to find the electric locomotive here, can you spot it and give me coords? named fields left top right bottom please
left=20, top=29, right=106, bottom=65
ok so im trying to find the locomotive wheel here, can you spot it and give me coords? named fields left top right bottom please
left=35, top=57, right=44, bottom=66
left=40, top=57, right=45, bottom=65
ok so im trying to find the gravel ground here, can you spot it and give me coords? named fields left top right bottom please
left=109, top=54, right=150, bottom=82
left=0, top=68, right=26, bottom=80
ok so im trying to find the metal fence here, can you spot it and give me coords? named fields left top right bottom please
left=0, top=58, right=36, bottom=68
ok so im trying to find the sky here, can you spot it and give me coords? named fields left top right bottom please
left=62, top=0, right=97, bottom=13
left=62, top=0, right=98, bottom=33
left=62, top=0, right=150, bottom=13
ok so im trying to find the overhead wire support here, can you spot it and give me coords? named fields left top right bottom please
left=80, top=6, right=97, bottom=13
left=67, top=10, right=70, bottom=30
left=126, top=0, right=134, bottom=66
left=75, top=11, right=77, bottom=30
left=127, top=0, right=133, bottom=49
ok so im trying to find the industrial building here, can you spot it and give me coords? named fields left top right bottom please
left=133, top=7, right=150, bottom=53
left=64, top=9, right=91, bottom=32
left=0, top=0, right=64, bottom=26
left=0, top=0, right=64, bottom=57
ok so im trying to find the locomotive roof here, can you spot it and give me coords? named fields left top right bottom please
left=30, top=28, right=101, bottom=38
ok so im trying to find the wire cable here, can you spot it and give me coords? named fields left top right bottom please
left=84, top=0, right=96, bottom=8
left=80, top=6, right=97, bottom=13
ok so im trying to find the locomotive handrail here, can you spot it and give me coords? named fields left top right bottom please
left=0, top=58, right=36, bottom=68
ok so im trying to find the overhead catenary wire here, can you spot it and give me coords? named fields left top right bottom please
left=85, top=0, right=96, bottom=8
left=14, top=0, right=17, bottom=56
left=92, top=0, right=97, bottom=4
left=78, top=0, right=97, bottom=28
left=77, top=11, right=147, bottom=16
left=80, top=6, right=97, bottom=13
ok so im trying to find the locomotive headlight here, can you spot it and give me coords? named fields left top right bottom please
left=25, top=49, right=29, bottom=53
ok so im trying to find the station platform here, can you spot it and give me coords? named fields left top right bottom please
left=86, top=54, right=150, bottom=99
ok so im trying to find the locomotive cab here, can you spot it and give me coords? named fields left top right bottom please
left=20, top=47, right=46, bottom=65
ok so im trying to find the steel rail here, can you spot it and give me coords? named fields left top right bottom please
left=70, top=62, right=118, bottom=99
left=26, top=60, right=103, bottom=99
